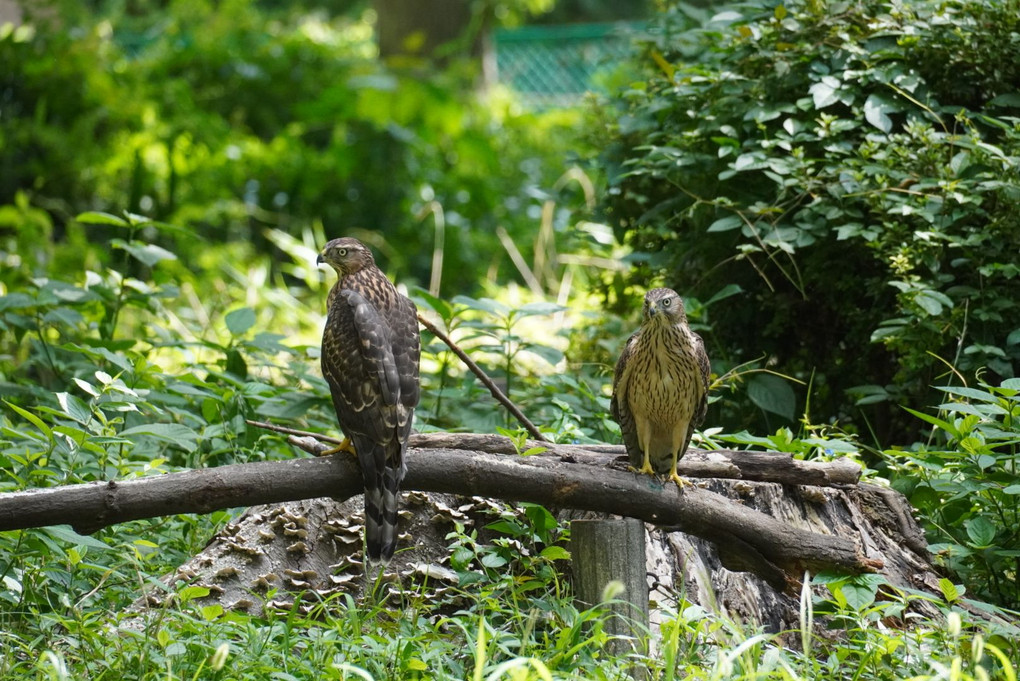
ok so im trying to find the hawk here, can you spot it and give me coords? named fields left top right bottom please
left=610, top=287, right=710, bottom=487
left=318, top=237, right=420, bottom=564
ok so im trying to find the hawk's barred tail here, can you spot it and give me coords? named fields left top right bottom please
left=363, top=445, right=403, bottom=564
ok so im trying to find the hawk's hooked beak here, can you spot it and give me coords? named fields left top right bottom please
left=316, top=253, right=326, bottom=266
left=647, top=302, right=660, bottom=317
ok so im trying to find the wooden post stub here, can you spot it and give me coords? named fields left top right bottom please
left=571, top=517, right=649, bottom=671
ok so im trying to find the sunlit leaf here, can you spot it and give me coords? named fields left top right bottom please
left=225, top=307, right=257, bottom=336
left=809, top=76, right=841, bottom=108
left=523, top=344, right=564, bottom=366
left=75, top=211, right=128, bottom=227
left=539, top=546, right=571, bottom=561
left=4, top=400, right=53, bottom=442
left=55, top=392, right=94, bottom=425
left=863, top=94, right=895, bottom=133
left=112, top=239, right=177, bottom=267
left=517, top=301, right=566, bottom=317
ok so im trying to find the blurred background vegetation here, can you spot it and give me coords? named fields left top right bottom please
left=1, top=0, right=1019, bottom=677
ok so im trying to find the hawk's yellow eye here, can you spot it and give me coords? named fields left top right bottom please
left=662, top=298, right=672, bottom=307
left=337, top=248, right=347, bottom=257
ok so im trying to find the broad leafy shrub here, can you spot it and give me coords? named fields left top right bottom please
left=595, top=0, right=1020, bottom=441
left=884, top=379, right=1020, bottom=609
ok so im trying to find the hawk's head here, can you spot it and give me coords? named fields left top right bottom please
left=643, top=287, right=687, bottom=324
left=317, top=237, right=375, bottom=276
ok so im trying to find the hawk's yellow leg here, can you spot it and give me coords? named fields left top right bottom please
left=318, top=437, right=357, bottom=457
left=668, top=459, right=694, bottom=488
left=668, top=425, right=693, bottom=488
left=630, top=417, right=655, bottom=475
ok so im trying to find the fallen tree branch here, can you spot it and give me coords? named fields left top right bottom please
left=0, top=435, right=872, bottom=580
left=247, top=421, right=862, bottom=486
left=416, top=312, right=548, bottom=442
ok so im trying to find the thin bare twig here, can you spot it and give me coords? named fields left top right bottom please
left=416, top=312, right=549, bottom=442
left=246, top=420, right=344, bottom=444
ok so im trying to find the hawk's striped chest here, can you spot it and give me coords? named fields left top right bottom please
left=625, top=322, right=703, bottom=426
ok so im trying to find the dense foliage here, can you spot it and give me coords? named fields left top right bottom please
left=596, top=0, right=1020, bottom=442
left=0, top=0, right=589, bottom=294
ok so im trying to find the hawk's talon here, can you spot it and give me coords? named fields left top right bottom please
left=629, top=462, right=656, bottom=475
left=319, top=437, right=357, bottom=457
left=669, top=472, right=694, bottom=488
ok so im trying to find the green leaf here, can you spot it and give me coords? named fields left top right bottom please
left=480, top=552, right=507, bottom=569
left=809, top=76, right=841, bottom=108
left=0, top=293, right=38, bottom=311
left=178, top=585, right=211, bottom=602
left=705, top=283, right=743, bottom=306
left=486, top=519, right=525, bottom=536
left=707, top=215, right=743, bottom=233
left=200, top=604, right=224, bottom=621
left=55, top=392, right=94, bottom=425
left=406, top=659, right=428, bottom=672
left=43, top=525, right=113, bottom=551
left=539, top=546, right=571, bottom=561
left=938, top=578, right=964, bottom=602
left=840, top=581, right=877, bottom=611
left=43, top=307, right=84, bottom=327
left=914, top=291, right=945, bottom=316
left=523, top=344, right=564, bottom=366
left=4, top=401, right=53, bottom=442
left=517, top=301, right=567, bottom=317
left=902, top=406, right=961, bottom=439
left=111, top=239, right=177, bottom=267
left=225, top=307, right=257, bottom=336
left=75, top=211, right=128, bottom=227
left=1003, top=485, right=1020, bottom=495
left=120, top=423, right=200, bottom=452
left=524, top=504, right=557, bottom=533
left=965, top=517, right=997, bottom=548
left=863, top=94, right=895, bottom=133
left=452, top=295, right=509, bottom=317
left=936, top=386, right=1001, bottom=403
left=411, top=288, right=453, bottom=322
left=747, top=374, right=796, bottom=420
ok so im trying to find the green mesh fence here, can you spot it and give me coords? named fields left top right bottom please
left=494, top=22, right=645, bottom=109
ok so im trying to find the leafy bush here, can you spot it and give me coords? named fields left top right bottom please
left=595, top=0, right=1020, bottom=441
left=883, top=379, right=1020, bottom=609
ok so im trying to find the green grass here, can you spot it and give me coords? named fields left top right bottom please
left=3, top=564, right=1017, bottom=680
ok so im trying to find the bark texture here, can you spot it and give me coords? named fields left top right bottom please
left=0, top=431, right=962, bottom=630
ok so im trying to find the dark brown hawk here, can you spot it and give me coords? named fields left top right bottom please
left=318, top=237, right=420, bottom=564
left=610, top=287, right=710, bottom=487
